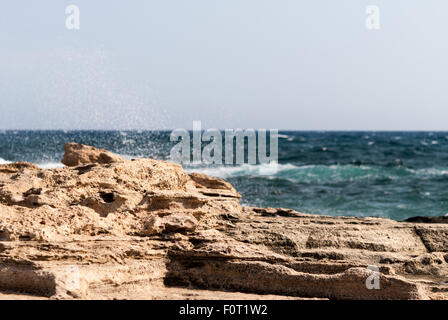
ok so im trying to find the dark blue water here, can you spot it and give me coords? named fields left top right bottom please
left=1, top=130, right=448, bottom=220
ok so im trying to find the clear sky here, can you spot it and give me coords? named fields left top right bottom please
left=0, top=1, right=447, bottom=130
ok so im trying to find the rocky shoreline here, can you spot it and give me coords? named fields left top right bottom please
left=0, top=143, right=446, bottom=299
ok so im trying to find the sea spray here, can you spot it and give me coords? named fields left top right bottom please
left=2, top=130, right=448, bottom=220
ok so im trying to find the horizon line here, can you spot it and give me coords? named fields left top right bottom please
left=2, top=129, right=448, bottom=133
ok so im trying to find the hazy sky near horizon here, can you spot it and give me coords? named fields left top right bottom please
left=1, top=1, right=447, bottom=130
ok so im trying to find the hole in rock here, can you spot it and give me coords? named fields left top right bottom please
left=100, top=192, right=115, bottom=203
left=0, top=230, right=10, bottom=241
left=76, top=164, right=96, bottom=175
left=19, top=235, right=32, bottom=241
left=23, top=188, right=42, bottom=197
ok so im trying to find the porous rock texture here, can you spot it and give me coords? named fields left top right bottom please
left=0, top=144, right=447, bottom=300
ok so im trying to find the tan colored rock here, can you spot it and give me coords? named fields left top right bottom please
left=0, top=144, right=447, bottom=300
left=189, top=172, right=241, bottom=198
left=61, top=143, right=123, bottom=167
left=142, top=213, right=198, bottom=235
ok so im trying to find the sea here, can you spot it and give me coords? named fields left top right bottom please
left=1, top=130, right=448, bottom=221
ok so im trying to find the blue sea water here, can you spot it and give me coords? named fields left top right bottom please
left=1, top=130, right=448, bottom=221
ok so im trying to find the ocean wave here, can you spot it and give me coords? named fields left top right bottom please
left=413, top=168, right=448, bottom=176
left=188, top=163, right=386, bottom=181
left=1, top=158, right=64, bottom=169
left=187, top=162, right=295, bottom=179
left=4, top=153, right=448, bottom=185
left=37, top=162, right=65, bottom=169
left=0, top=158, right=11, bottom=165
left=188, top=163, right=448, bottom=183
left=1, top=157, right=65, bottom=169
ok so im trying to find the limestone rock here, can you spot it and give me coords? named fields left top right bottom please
left=61, top=143, right=123, bottom=167
left=404, top=216, right=448, bottom=224
left=0, top=144, right=447, bottom=300
left=142, top=214, right=198, bottom=235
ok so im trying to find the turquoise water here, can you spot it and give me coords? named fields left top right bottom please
left=1, top=131, right=448, bottom=220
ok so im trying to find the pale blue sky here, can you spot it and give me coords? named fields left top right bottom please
left=0, top=1, right=447, bottom=130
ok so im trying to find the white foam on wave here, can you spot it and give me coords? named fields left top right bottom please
left=189, top=163, right=381, bottom=180
left=414, top=167, right=448, bottom=176
left=187, top=163, right=448, bottom=182
left=187, top=162, right=297, bottom=179
left=0, top=158, right=64, bottom=169
left=37, top=162, right=65, bottom=169
left=0, top=158, right=11, bottom=165
left=1, top=155, right=65, bottom=169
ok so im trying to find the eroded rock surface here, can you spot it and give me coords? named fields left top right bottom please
left=61, top=143, right=123, bottom=167
left=0, top=144, right=446, bottom=300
